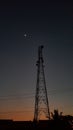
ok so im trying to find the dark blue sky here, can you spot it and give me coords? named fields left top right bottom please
left=0, top=1, right=73, bottom=120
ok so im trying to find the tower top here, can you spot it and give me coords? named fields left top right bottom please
left=38, top=45, right=44, bottom=52
left=39, top=45, right=44, bottom=49
left=36, top=45, right=44, bottom=66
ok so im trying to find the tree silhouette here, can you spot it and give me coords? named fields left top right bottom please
left=51, top=109, right=63, bottom=120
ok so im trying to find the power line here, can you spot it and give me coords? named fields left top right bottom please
left=0, top=110, right=34, bottom=115
left=0, top=95, right=34, bottom=101
left=0, top=87, right=72, bottom=101
left=0, top=93, right=34, bottom=98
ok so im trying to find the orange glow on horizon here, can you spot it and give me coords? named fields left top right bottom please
left=0, top=99, right=73, bottom=121
left=0, top=112, right=34, bottom=121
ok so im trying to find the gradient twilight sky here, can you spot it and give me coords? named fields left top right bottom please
left=0, top=1, right=73, bottom=121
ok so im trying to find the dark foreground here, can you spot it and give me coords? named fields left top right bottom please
left=0, top=119, right=73, bottom=130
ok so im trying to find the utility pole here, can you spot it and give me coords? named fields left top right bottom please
left=34, top=45, right=50, bottom=121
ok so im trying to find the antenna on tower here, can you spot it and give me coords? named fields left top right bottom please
left=34, top=45, right=50, bottom=121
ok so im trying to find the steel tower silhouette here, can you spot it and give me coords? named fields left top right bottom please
left=34, top=45, right=50, bottom=121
